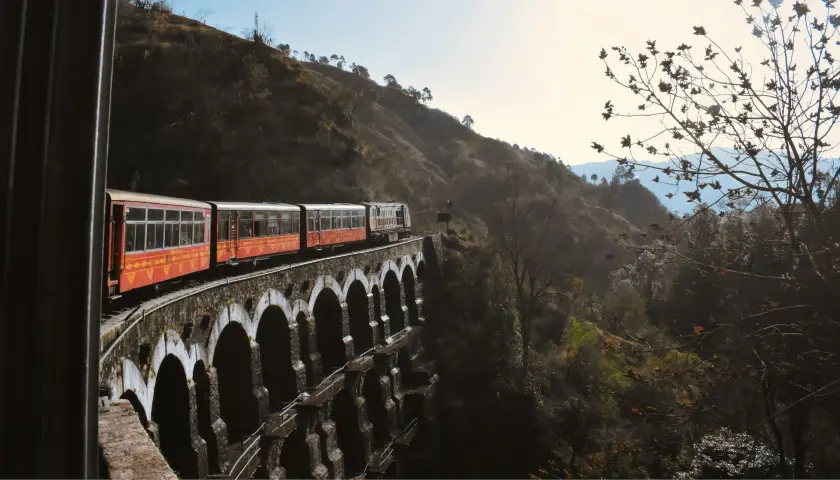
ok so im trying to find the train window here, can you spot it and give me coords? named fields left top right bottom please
left=147, top=209, right=163, bottom=221
left=195, top=211, right=204, bottom=221
left=181, top=211, right=194, bottom=222
left=254, top=212, right=266, bottom=237
left=134, top=222, right=146, bottom=251
left=267, top=212, right=279, bottom=236
left=320, top=213, right=330, bottom=231
left=193, top=217, right=204, bottom=244
left=126, top=207, right=146, bottom=221
left=125, top=224, right=136, bottom=252
left=180, top=220, right=191, bottom=246
left=219, top=214, right=229, bottom=241
left=239, top=211, right=253, bottom=239
left=280, top=212, right=290, bottom=235
left=153, top=224, right=164, bottom=249
left=292, top=212, right=300, bottom=234
left=145, top=225, right=155, bottom=250
left=166, top=210, right=180, bottom=222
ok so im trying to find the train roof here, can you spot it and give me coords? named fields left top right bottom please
left=208, top=201, right=300, bottom=212
left=361, top=201, right=407, bottom=207
left=297, top=203, right=365, bottom=211
left=106, top=189, right=211, bottom=209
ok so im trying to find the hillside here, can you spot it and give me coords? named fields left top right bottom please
left=109, top=3, right=669, bottom=291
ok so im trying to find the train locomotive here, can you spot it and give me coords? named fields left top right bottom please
left=104, top=190, right=412, bottom=299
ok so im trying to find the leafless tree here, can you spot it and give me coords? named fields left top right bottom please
left=490, top=167, right=570, bottom=383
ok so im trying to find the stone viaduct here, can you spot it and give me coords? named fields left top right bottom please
left=98, top=235, right=443, bottom=479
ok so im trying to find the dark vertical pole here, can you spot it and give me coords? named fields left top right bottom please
left=0, top=0, right=118, bottom=477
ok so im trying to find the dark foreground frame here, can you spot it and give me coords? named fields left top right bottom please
left=0, top=0, right=118, bottom=477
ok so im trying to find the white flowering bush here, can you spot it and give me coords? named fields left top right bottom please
left=677, top=427, right=777, bottom=479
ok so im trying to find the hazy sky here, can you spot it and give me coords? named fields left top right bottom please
left=172, top=0, right=790, bottom=165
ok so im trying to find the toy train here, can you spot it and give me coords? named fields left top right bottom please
left=103, top=189, right=412, bottom=299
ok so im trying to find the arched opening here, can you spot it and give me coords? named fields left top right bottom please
left=213, top=322, right=259, bottom=444
left=120, top=390, right=148, bottom=428
left=416, top=261, right=427, bottom=282
left=363, top=373, right=390, bottom=448
left=193, top=361, right=219, bottom=474
left=256, top=306, right=298, bottom=411
left=347, top=282, right=372, bottom=353
left=371, top=285, right=385, bottom=344
left=313, top=288, right=345, bottom=377
left=297, top=312, right=314, bottom=387
left=334, top=389, right=364, bottom=477
left=384, top=271, right=404, bottom=334
left=279, top=428, right=311, bottom=479
left=402, top=268, right=418, bottom=327
left=151, top=355, right=198, bottom=479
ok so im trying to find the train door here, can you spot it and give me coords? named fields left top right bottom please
left=109, top=204, right=124, bottom=284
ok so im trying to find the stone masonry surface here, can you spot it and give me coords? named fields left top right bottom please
left=99, top=399, right=177, bottom=480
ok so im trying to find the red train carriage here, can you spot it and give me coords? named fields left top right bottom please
left=362, top=201, right=412, bottom=243
left=209, top=202, right=301, bottom=265
left=299, top=204, right=367, bottom=249
left=104, top=190, right=212, bottom=297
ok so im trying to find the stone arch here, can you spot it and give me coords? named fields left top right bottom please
left=333, top=389, right=365, bottom=477
left=212, top=321, right=259, bottom=443
left=255, top=305, right=298, bottom=410
left=192, top=361, right=219, bottom=475
left=150, top=329, right=197, bottom=387
left=416, top=260, right=428, bottom=281
left=346, top=279, right=373, bottom=353
left=280, top=428, right=312, bottom=479
left=342, top=268, right=371, bottom=297
left=207, top=303, right=254, bottom=366
left=383, top=270, right=405, bottom=334
left=119, top=360, right=152, bottom=418
left=313, top=286, right=347, bottom=376
left=398, top=255, right=416, bottom=281
left=414, top=252, right=426, bottom=272
left=252, top=288, right=294, bottom=337
left=308, top=275, right=345, bottom=312
left=120, top=389, right=148, bottom=428
left=378, top=259, right=399, bottom=290
left=151, top=354, right=198, bottom=479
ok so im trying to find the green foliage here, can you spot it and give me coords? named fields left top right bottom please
left=565, top=317, right=599, bottom=352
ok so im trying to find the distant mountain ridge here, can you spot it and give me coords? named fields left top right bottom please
left=571, top=148, right=827, bottom=214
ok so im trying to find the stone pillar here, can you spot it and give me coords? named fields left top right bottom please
left=316, top=407, right=345, bottom=479
left=249, top=342, right=270, bottom=421
left=207, top=366, right=230, bottom=473
left=306, top=315, right=323, bottom=386
left=378, top=292, right=392, bottom=344
left=350, top=373, right=374, bottom=463
left=305, top=429, right=330, bottom=480
left=398, top=281, right=409, bottom=333
left=287, top=320, right=308, bottom=394
left=414, top=281, right=425, bottom=325
left=366, top=293, right=381, bottom=347
left=372, top=357, right=399, bottom=438
left=265, top=438, right=286, bottom=480
left=187, top=383, right=210, bottom=478
left=340, top=302, right=355, bottom=362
